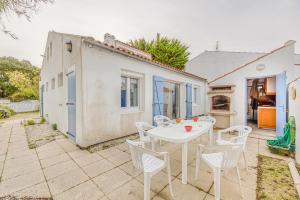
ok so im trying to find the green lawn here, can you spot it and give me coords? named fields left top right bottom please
left=257, top=155, right=299, bottom=200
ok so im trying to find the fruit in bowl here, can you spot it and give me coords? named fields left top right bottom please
left=176, top=118, right=181, bottom=124
left=192, top=116, right=199, bottom=122
left=184, top=125, right=193, bottom=132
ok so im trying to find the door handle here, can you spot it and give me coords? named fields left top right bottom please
left=277, top=105, right=285, bottom=112
left=66, top=102, right=75, bottom=106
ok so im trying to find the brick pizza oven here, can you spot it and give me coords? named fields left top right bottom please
left=208, top=85, right=236, bottom=128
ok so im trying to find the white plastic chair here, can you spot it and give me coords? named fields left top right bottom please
left=195, top=144, right=244, bottom=200
left=127, top=140, right=174, bottom=200
left=216, top=126, right=252, bottom=170
left=199, top=115, right=216, bottom=144
left=153, top=115, right=175, bottom=146
left=135, top=122, right=154, bottom=144
left=153, top=115, right=175, bottom=127
left=199, top=115, right=216, bottom=125
left=135, top=122, right=159, bottom=150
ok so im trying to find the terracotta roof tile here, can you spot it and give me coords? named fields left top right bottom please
left=83, top=39, right=206, bottom=81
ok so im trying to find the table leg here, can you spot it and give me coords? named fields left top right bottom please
left=182, top=142, right=188, bottom=184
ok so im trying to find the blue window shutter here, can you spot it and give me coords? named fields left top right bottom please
left=186, top=83, right=192, bottom=119
left=153, top=76, right=164, bottom=124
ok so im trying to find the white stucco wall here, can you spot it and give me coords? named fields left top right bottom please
left=209, top=43, right=296, bottom=126
left=40, top=32, right=84, bottom=142
left=289, top=65, right=300, bottom=163
left=186, top=51, right=265, bottom=81
left=288, top=79, right=300, bottom=163
left=79, top=42, right=207, bottom=147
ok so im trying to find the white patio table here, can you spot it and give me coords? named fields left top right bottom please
left=147, top=120, right=212, bottom=184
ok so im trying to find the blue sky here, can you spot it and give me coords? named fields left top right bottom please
left=0, top=0, right=299, bottom=66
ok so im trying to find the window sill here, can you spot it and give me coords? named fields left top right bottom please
left=120, top=108, right=143, bottom=114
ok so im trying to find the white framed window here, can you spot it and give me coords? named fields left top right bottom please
left=58, top=72, right=63, bottom=87
left=51, top=78, right=55, bottom=90
left=193, top=86, right=201, bottom=105
left=121, top=76, right=140, bottom=110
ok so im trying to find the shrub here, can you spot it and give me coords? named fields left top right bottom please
left=26, top=119, right=35, bottom=126
left=0, top=110, right=9, bottom=119
left=52, top=123, right=57, bottom=130
left=40, top=117, right=46, bottom=124
left=0, top=105, right=16, bottom=119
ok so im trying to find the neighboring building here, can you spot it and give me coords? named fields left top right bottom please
left=40, top=31, right=207, bottom=147
left=186, top=41, right=300, bottom=163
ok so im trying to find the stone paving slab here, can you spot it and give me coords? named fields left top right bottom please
left=157, top=178, right=207, bottom=200
left=2, top=160, right=41, bottom=180
left=82, top=159, right=115, bottom=178
left=107, top=179, right=155, bottom=200
left=47, top=168, right=89, bottom=195
left=0, top=115, right=286, bottom=200
left=13, top=182, right=51, bottom=198
left=0, top=170, right=45, bottom=196
left=92, top=168, right=132, bottom=195
left=53, top=180, right=104, bottom=200
left=71, top=152, right=103, bottom=167
left=43, top=160, right=79, bottom=180
left=40, top=153, right=71, bottom=169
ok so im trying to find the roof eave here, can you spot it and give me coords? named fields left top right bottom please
left=83, top=39, right=207, bottom=82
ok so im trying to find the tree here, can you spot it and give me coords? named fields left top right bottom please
left=129, top=33, right=190, bottom=70
left=0, top=56, right=40, bottom=101
left=6, top=71, right=39, bottom=101
left=0, top=71, right=16, bottom=97
left=0, top=0, right=53, bottom=39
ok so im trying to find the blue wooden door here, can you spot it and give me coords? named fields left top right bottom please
left=276, top=72, right=287, bottom=136
left=153, top=76, right=164, bottom=125
left=67, top=71, right=76, bottom=139
left=186, top=83, right=192, bottom=119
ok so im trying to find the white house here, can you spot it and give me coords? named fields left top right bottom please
left=186, top=41, right=300, bottom=163
left=40, top=31, right=207, bottom=147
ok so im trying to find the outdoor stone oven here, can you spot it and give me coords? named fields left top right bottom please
left=208, top=85, right=236, bottom=128
left=211, top=95, right=230, bottom=111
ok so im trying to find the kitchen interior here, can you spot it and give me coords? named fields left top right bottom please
left=247, top=76, right=276, bottom=129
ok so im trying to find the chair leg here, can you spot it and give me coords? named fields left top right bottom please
left=209, top=127, right=214, bottom=145
left=213, top=168, right=221, bottom=200
left=151, top=140, right=156, bottom=151
left=195, top=149, right=200, bottom=179
left=144, top=173, right=151, bottom=200
left=167, top=162, right=174, bottom=197
left=243, top=151, right=248, bottom=171
left=236, top=166, right=243, bottom=198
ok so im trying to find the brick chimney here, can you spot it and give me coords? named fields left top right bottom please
left=103, top=33, right=152, bottom=60
left=104, top=33, right=116, bottom=47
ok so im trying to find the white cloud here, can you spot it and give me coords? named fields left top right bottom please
left=0, top=0, right=299, bottom=66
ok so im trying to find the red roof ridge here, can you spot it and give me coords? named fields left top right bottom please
left=83, top=39, right=206, bottom=81
left=115, top=39, right=146, bottom=53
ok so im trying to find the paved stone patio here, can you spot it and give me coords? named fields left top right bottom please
left=0, top=116, right=280, bottom=200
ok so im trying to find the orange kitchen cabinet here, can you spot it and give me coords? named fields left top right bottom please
left=258, top=107, right=276, bottom=129
left=264, top=77, right=276, bottom=95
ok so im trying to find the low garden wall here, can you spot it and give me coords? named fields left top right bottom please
left=0, top=99, right=39, bottom=113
